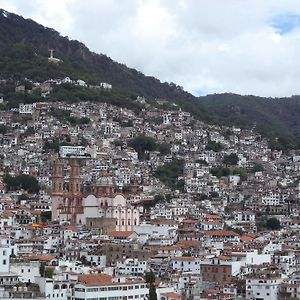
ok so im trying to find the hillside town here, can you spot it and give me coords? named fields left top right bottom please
left=0, top=77, right=300, bottom=300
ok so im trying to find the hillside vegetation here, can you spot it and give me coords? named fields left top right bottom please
left=1, top=9, right=300, bottom=149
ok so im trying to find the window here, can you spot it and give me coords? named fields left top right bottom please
left=108, top=287, right=119, bottom=291
left=87, top=288, right=98, bottom=292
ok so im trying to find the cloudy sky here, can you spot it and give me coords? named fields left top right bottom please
left=1, top=0, right=300, bottom=97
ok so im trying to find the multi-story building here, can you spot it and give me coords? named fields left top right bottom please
left=71, top=274, right=148, bottom=300
left=246, top=275, right=283, bottom=300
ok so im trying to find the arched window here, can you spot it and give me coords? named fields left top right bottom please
left=134, top=219, right=137, bottom=226
left=122, top=219, right=125, bottom=226
left=128, top=219, right=131, bottom=225
left=54, top=284, right=59, bottom=290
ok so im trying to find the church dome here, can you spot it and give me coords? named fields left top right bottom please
left=96, top=176, right=113, bottom=186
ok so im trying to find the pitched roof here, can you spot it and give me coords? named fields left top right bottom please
left=176, top=240, right=201, bottom=248
left=240, top=235, right=254, bottom=243
left=28, top=255, right=55, bottom=261
left=110, top=231, right=134, bottom=238
left=161, top=292, right=182, bottom=300
left=78, top=274, right=144, bottom=287
left=78, top=274, right=112, bottom=286
left=172, top=256, right=195, bottom=261
left=205, top=230, right=239, bottom=237
left=151, top=219, right=178, bottom=225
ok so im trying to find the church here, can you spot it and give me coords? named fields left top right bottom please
left=51, top=159, right=140, bottom=231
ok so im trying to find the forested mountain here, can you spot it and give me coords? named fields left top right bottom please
left=1, top=8, right=300, bottom=149
left=199, top=93, right=300, bottom=149
left=0, top=9, right=194, bottom=103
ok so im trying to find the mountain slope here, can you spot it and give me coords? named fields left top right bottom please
left=0, top=9, right=195, bottom=103
left=1, top=8, right=300, bottom=149
left=199, top=93, right=300, bottom=148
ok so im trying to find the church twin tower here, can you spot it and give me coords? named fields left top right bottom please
left=52, top=159, right=81, bottom=196
left=51, top=159, right=83, bottom=223
left=51, top=159, right=140, bottom=230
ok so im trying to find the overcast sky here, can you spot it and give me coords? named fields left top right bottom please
left=1, top=0, right=300, bottom=97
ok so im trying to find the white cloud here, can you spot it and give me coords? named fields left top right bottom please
left=1, top=0, right=300, bottom=97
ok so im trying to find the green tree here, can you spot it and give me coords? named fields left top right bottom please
left=156, top=142, right=171, bottom=155
left=39, top=264, right=54, bottom=278
left=223, top=153, right=239, bottom=166
left=3, top=174, right=40, bottom=193
left=44, top=268, right=54, bottom=278
left=182, top=252, right=192, bottom=257
left=80, top=255, right=89, bottom=265
left=205, top=141, right=223, bottom=152
left=113, top=140, right=124, bottom=148
left=145, top=271, right=157, bottom=300
left=129, top=135, right=157, bottom=160
left=210, top=166, right=231, bottom=178
left=266, top=218, right=281, bottom=230
left=232, top=168, right=248, bottom=181
left=144, top=271, right=156, bottom=284
left=155, top=159, right=184, bottom=190
left=39, top=263, right=45, bottom=277
left=0, top=124, right=8, bottom=134
left=41, top=211, right=52, bottom=222
left=252, top=163, right=264, bottom=172
left=17, top=194, right=29, bottom=204
left=149, top=284, right=157, bottom=300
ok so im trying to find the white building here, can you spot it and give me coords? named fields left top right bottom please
left=82, top=194, right=140, bottom=231
left=234, top=212, right=256, bottom=222
left=76, top=79, right=87, bottom=87
left=100, top=82, right=112, bottom=89
left=0, top=239, right=10, bottom=273
left=19, top=103, right=36, bottom=114
left=116, top=258, right=148, bottom=276
left=170, top=257, right=201, bottom=273
left=0, top=236, right=19, bottom=287
left=246, top=276, right=283, bottom=300
left=59, top=146, right=87, bottom=158
left=72, top=274, right=148, bottom=300
left=262, top=193, right=281, bottom=206
left=10, top=261, right=40, bottom=284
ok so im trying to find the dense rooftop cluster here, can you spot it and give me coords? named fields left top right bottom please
left=0, top=78, right=300, bottom=299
